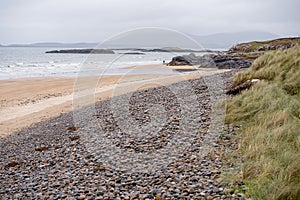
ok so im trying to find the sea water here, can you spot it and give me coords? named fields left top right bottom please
left=0, top=47, right=204, bottom=80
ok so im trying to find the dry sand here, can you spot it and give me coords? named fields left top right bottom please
left=0, top=66, right=229, bottom=137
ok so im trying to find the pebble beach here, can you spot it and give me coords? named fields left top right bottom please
left=0, top=70, right=243, bottom=199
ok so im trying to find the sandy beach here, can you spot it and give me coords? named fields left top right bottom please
left=0, top=65, right=228, bottom=137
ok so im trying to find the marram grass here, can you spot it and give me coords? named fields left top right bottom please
left=226, top=46, right=300, bottom=199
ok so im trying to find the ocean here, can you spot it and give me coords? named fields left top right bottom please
left=0, top=47, right=204, bottom=80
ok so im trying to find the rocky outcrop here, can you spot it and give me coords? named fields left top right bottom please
left=168, top=55, right=192, bottom=66
left=168, top=53, right=253, bottom=69
left=46, top=49, right=115, bottom=54
left=111, top=48, right=208, bottom=53
left=228, top=43, right=252, bottom=53
left=228, top=37, right=300, bottom=53
left=168, top=53, right=215, bottom=67
left=209, top=53, right=253, bottom=69
left=120, top=52, right=145, bottom=55
left=256, top=43, right=295, bottom=51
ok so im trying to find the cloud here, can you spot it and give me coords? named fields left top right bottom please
left=0, top=0, right=299, bottom=44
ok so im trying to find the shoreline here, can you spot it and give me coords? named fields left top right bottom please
left=0, top=68, right=229, bottom=137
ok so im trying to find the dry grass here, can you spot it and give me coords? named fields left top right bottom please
left=233, top=45, right=300, bottom=95
left=226, top=46, right=300, bottom=199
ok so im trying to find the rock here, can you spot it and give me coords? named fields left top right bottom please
left=46, top=49, right=115, bottom=54
left=53, top=182, right=61, bottom=188
left=120, top=52, right=145, bottom=55
left=69, top=136, right=80, bottom=141
left=5, top=161, right=19, bottom=168
left=257, top=42, right=295, bottom=51
left=228, top=37, right=300, bottom=53
left=35, top=146, right=51, bottom=152
left=228, top=43, right=252, bottom=53
left=77, top=195, right=86, bottom=200
left=168, top=51, right=253, bottom=69
left=224, top=188, right=233, bottom=195
left=67, top=126, right=78, bottom=132
left=14, top=193, right=22, bottom=198
left=200, top=192, right=206, bottom=196
left=168, top=55, right=192, bottom=66
left=168, top=53, right=215, bottom=67
left=237, top=193, right=245, bottom=199
left=209, top=53, right=253, bottom=69
left=188, top=188, right=195, bottom=193
left=155, top=193, right=162, bottom=200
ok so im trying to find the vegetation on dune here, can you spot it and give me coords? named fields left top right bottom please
left=232, top=45, right=300, bottom=95
left=247, top=37, right=300, bottom=52
left=226, top=46, right=300, bottom=199
left=229, top=37, right=300, bottom=53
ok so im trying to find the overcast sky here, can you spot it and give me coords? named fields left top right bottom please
left=0, top=0, right=299, bottom=44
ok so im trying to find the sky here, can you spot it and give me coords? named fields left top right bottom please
left=0, top=0, right=299, bottom=44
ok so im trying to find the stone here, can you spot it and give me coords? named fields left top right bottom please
left=77, top=195, right=86, bottom=200
left=200, top=192, right=206, bottom=196
left=5, top=161, right=19, bottom=168
left=155, top=193, right=162, bottom=200
left=69, top=136, right=80, bottom=141
left=168, top=53, right=215, bottom=67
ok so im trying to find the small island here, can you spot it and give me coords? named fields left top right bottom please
left=45, top=49, right=115, bottom=54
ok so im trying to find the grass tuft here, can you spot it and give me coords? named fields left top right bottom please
left=226, top=46, right=300, bottom=199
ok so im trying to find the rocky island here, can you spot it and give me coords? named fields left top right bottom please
left=46, top=49, right=115, bottom=54
left=45, top=47, right=210, bottom=55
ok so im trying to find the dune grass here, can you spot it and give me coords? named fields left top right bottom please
left=246, top=38, right=300, bottom=52
left=230, top=37, right=300, bottom=53
left=226, top=46, right=300, bottom=199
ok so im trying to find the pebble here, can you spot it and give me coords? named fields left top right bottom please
left=77, top=195, right=86, bottom=200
